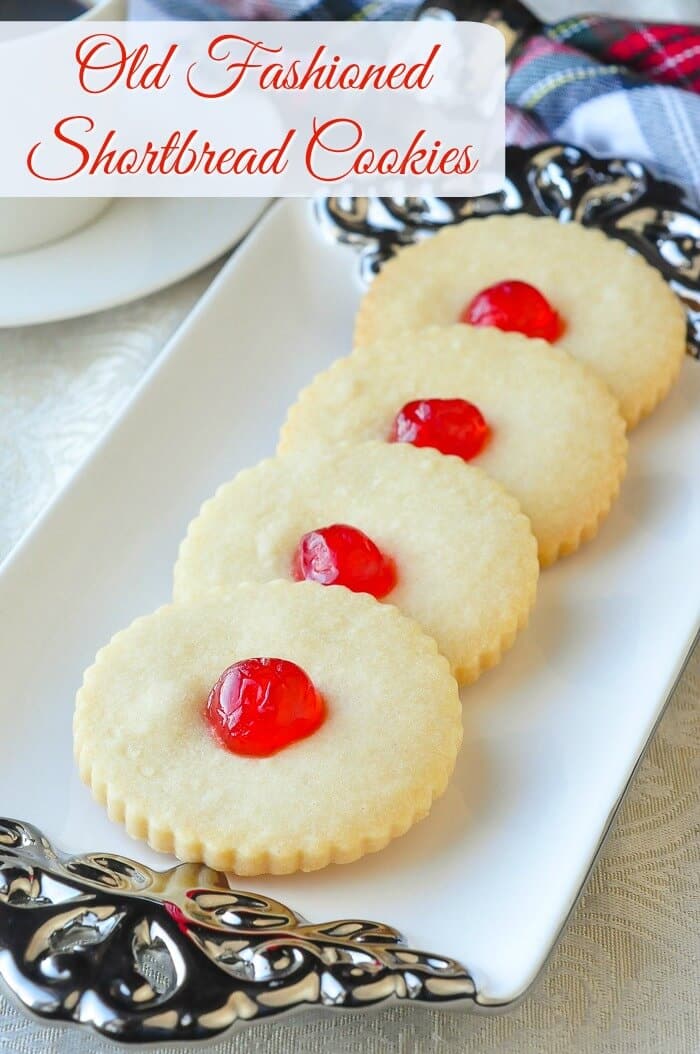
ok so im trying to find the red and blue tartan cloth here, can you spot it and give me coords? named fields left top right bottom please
left=148, top=2, right=700, bottom=205
left=506, top=16, right=700, bottom=205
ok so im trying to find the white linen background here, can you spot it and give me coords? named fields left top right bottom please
left=0, top=0, right=698, bottom=1050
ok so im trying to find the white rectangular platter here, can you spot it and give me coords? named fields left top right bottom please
left=1, top=198, right=699, bottom=1010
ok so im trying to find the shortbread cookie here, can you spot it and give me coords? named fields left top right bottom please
left=279, top=326, right=628, bottom=566
left=354, top=215, right=686, bottom=427
left=74, top=580, right=462, bottom=876
left=173, top=442, right=539, bottom=684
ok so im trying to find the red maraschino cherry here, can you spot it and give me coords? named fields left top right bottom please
left=292, top=524, right=396, bottom=599
left=461, top=279, right=562, bottom=342
left=389, top=398, right=490, bottom=461
left=206, top=658, right=326, bottom=757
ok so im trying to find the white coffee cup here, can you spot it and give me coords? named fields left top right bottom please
left=0, top=0, right=127, bottom=256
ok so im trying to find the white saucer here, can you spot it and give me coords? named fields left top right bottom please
left=0, top=197, right=268, bottom=328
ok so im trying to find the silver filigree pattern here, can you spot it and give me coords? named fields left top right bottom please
left=0, top=818, right=476, bottom=1044
left=314, top=143, right=700, bottom=358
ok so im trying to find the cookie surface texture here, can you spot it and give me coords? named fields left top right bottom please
left=74, top=580, right=462, bottom=875
left=279, top=326, right=628, bottom=566
left=174, top=442, right=539, bottom=684
left=354, top=215, right=686, bottom=427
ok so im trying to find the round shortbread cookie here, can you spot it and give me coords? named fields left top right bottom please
left=354, top=215, right=686, bottom=427
left=279, top=326, right=628, bottom=566
left=74, top=580, right=462, bottom=876
left=173, top=443, right=539, bottom=685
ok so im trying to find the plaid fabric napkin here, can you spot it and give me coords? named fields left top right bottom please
left=152, top=1, right=700, bottom=204
left=506, top=17, right=700, bottom=204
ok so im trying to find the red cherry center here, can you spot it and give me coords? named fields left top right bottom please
left=292, top=524, right=396, bottom=599
left=389, top=398, right=490, bottom=461
left=461, top=279, right=562, bottom=342
left=206, top=657, right=326, bottom=757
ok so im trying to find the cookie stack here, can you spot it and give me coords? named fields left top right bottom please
left=74, top=215, right=686, bottom=876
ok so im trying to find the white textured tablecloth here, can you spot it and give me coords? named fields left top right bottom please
left=1, top=246, right=699, bottom=1054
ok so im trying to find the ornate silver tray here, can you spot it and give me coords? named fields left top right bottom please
left=1, top=145, right=699, bottom=1045
left=316, top=142, right=700, bottom=358
left=0, top=818, right=475, bottom=1043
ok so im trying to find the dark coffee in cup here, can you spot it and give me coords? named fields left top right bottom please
left=0, top=0, right=89, bottom=17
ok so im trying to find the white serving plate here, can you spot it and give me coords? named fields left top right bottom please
left=0, top=198, right=268, bottom=327
left=1, top=198, right=699, bottom=1016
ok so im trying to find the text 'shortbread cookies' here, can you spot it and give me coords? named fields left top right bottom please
left=173, top=442, right=539, bottom=684
left=74, top=580, right=462, bottom=876
left=354, top=215, right=686, bottom=427
left=279, top=326, right=628, bottom=566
